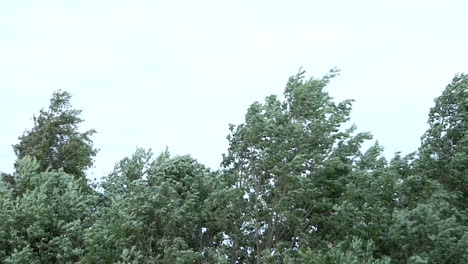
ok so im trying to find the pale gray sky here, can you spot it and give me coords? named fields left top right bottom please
left=1, top=0, right=467, bottom=178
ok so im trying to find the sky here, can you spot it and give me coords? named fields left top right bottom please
left=1, top=0, right=467, bottom=179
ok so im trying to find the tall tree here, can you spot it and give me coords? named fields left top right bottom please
left=418, top=73, right=467, bottom=208
left=222, top=69, right=372, bottom=262
left=13, top=90, right=98, bottom=180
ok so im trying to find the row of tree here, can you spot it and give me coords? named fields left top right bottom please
left=1, top=71, right=467, bottom=263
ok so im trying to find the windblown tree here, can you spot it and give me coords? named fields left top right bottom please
left=328, top=151, right=468, bottom=263
left=0, top=157, right=97, bottom=263
left=222, top=69, right=373, bottom=262
left=84, top=149, right=224, bottom=264
left=322, top=74, right=468, bottom=263
left=418, top=73, right=467, bottom=209
left=13, top=90, right=98, bottom=181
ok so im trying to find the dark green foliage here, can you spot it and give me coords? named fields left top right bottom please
left=290, top=237, right=391, bottom=264
left=83, top=149, right=225, bottom=263
left=13, top=90, right=98, bottom=181
left=221, top=69, right=373, bottom=262
left=385, top=195, right=468, bottom=263
left=1, top=172, right=15, bottom=186
left=330, top=139, right=468, bottom=263
left=418, top=73, right=467, bottom=208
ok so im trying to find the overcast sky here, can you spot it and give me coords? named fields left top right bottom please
left=1, top=0, right=467, bottom=179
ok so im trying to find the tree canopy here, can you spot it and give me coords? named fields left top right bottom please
left=12, top=90, right=98, bottom=181
left=1, top=72, right=467, bottom=263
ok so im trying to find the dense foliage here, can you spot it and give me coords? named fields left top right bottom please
left=1, top=71, right=466, bottom=263
left=12, top=90, right=98, bottom=181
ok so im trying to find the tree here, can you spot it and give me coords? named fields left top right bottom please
left=13, top=90, right=98, bottom=181
left=332, top=150, right=468, bottom=263
left=0, top=157, right=98, bottom=263
left=84, top=149, right=224, bottom=263
left=418, top=73, right=467, bottom=209
left=385, top=192, right=468, bottom=263
left=222, top=69, right=372, bottom=262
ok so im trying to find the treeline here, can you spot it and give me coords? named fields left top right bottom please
left=1, top=70, right=467, bottom=263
